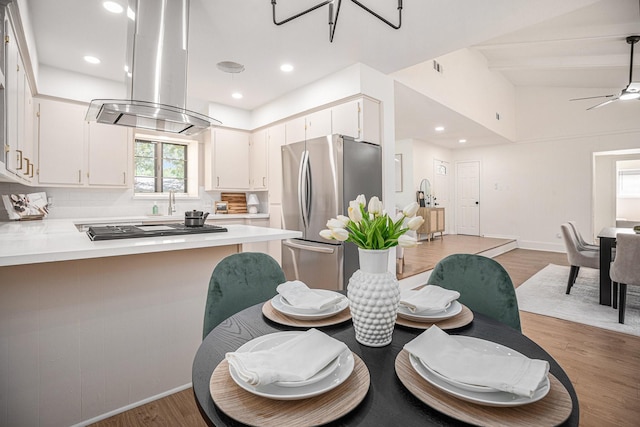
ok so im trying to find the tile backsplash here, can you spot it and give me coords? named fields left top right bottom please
left=0, top=182, right=222, bottom=220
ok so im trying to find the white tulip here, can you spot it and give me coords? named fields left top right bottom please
left=319, top=229, right=334, bottom=240
left=326, top=218, right=344, bottom=229
left=348, top=205, right=363, bottom=223
left=331, top=227, right=349, bottom=241
left=403, top=201, right=419, bottom=217
left=368, top=196, right=383, bottom=215
left=407, top=216, right=425, bottom=231
left=337, top=215, right=350, bottom=226
left=354, top=194, right=366, bottom=207
left=398, top=234, right=418, bottom=248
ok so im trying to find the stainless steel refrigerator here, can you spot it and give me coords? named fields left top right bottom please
left=281, top=134, right=382, bottom=290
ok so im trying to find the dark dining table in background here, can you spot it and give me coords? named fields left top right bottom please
left=597, top=227, right=636, bottom=306
left=192, top=303, right=579, bottom=426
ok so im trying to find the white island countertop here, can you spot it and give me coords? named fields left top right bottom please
left=0, top=218, right=301, bottom=267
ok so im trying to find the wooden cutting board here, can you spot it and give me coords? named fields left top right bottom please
left=221, top=193, right=247, bottom=213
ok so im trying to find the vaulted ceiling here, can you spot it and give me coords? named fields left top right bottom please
left=22, top=0, right=640, bottom=148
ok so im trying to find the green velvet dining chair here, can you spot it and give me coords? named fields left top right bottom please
left=202, top=252, right=286, bottom=339
left=426, top=253, right=522, bottom=331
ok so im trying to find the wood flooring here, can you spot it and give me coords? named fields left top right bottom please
left=90, top=241, right=640, bottom=427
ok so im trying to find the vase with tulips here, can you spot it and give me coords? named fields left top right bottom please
left=320, top=195, right=425, bottom=346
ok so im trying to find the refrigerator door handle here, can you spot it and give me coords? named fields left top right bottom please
left=299, top=150, right=310, bottom=229
left=283, top=239, right=336, bottom=254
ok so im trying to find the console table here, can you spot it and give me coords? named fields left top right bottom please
left=417, top=207, right=445, bottom=241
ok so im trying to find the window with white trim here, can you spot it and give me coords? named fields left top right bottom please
left=134, top=139, right=188, bottom=193
left=618, top=169, right=640, bottom=197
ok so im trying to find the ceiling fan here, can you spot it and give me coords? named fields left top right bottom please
left=570, top=35, right=640, bottom=110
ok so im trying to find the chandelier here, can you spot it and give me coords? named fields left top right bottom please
left=271, top=0, right=404, bottom=43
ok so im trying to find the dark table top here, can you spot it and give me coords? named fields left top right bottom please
left=192, top=304, right=579, bottom=426
left=597, top=226, right=636, bottom=239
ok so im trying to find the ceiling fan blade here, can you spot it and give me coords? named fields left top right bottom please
left=570, top=94, right=617, bottom=101
left=587, top=98, right=619, bottom=110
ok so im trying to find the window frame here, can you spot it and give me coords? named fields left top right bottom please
left=618, top=168, right=640, bottom=198
left=133, top=133, right=199, bottom=198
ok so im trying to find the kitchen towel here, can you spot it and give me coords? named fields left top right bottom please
left=277, top=280, right=344, bottom=311
left=404, top=326, right=549, bottom=398
left=225, top=328, right=348, bottom=386
left=399, top=285, right=460, bottom=313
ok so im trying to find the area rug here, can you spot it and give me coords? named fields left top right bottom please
left=516, top=264, right=640, bottom=337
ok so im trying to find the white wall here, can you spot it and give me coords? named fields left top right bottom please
left=454, top=129, right=640, bottom=251
left=391, top=48, right=517, bottom=141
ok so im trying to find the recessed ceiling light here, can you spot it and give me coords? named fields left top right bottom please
left=84, top=55, right=101, bottom=64
left=458, top=139, right=467, bottom=144
left=280, top=63, right=294, bottom=72
left=232, top=92, right=243, bottom=99
left=434, top=126, right=445, bottom=132
left=103, top=1, right=123, bottom=14
left=217, top=61, right=245, bottom=74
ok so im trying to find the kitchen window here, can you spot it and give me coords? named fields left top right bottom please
left=134, top=139, right=188, bottom=193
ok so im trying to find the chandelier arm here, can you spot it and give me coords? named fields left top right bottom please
left=629, top=39, right=635, bottom=85
left=329, top=0, right=343, bottom=42
left=349, top=0, right=403, bottom=29
left=271, top=0, right=334, bottom=26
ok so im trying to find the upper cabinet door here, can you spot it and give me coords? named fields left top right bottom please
left=305, top=109, right=332, bottom=140
left=37, top=98, right=86, bottom=185
left=331, top=100, right=361, bottom=140
left=332, top=97, right=380, bottom=144
left=213, top=128, right=250, bottom=190
left=285, top=116, right=306, bottom=144
left=87, top=123, right=130, bottom=186
left=249, top=129, right=268, bottom=190
left=267, top=123, right=285, bottom=204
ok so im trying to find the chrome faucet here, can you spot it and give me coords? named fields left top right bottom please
left=168, top=190, right=176, bottom=215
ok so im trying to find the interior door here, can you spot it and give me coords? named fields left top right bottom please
left=456, top=161, right=480, bottom=235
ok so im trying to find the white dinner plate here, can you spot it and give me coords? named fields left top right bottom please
left=271, top=291, right=349, bottom=320
left=419, top=336, right=522, bottom=393
left=397, top=300, right=462, bottom=322
left=228, top=331, right=354, bottom=400
left=409, top=339, right=550, bottom=407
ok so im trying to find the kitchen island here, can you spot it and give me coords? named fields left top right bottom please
left=0, top=219, right=300, bottom=427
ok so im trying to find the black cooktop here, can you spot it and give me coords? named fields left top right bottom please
left=87, top=223, right=228, bottom=241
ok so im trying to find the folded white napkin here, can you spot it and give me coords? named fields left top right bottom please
left=226, top=328, right=348, bottom=386
left=404, top=326, right=549, bottom=398
left=399, top=285, right=460, bottom=313
left=276, top=280, right=343, bottom=311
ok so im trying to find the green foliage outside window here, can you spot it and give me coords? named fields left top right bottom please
left=134, top=140, right=187, bottom=193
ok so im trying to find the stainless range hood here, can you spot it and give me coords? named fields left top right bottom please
left=86, top=0, right=220, bottom=135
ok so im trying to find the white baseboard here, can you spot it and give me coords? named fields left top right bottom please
left=70, top=383, right=193, bottom=427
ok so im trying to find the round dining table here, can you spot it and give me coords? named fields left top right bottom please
left=192, top=303, right=579, bottom=426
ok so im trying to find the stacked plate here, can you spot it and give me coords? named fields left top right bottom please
left=271, top=290, right=349, bottom=320
left=409, top=336, right=550, bottom=407
left=228, top=331, right=354, bottom=400
left=397, top=300, right=462, bottom=322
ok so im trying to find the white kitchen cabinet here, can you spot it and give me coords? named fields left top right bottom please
left=284, top=109, right=332, bottom=144
left=207, top=128, right=250, bottom=190
left=4, top=15, right=35, bottom=182
left=36, top=98, right=86, bottom=185
left=284, top=116, right=306, bottom=144
left=87, top=123, right=130, bottom=186
left=332, top=97, right=380, bottom=144
left=267, top=123, right=285, bottom=204
left=249, top=129, right=268, bottom=190
left=305, top=109, right=332, bottom=140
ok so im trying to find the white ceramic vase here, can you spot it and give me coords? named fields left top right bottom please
left=347, top=248, right=401, bottom=347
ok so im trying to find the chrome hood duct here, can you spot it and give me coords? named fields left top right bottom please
left=86, top=0, right=220, bottom=135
